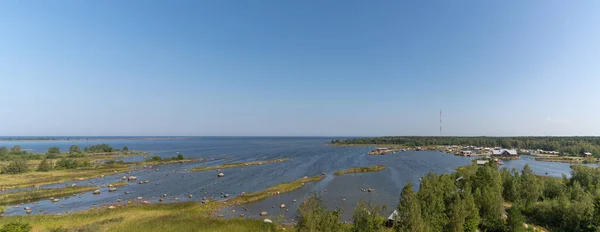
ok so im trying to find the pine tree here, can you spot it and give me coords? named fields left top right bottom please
left=462, top=184, right=480, bottom=232
left=396, top=182, right=426, bottom=232
left=520, top=164, right=541, bottom=206
left=506, top=206, right=526, bottom=232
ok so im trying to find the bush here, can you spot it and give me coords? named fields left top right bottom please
left=48, top=146, right=60, bottom=154
left=122, top=146, right=129, bottom=151
left=69, top=145, right=81, bottom=154
left=151, top=156, right=162, bottom=161
left=352, top=200, right=386, bottom=232
left=0, top=222, right=32, bottom=232
left=67, top=153, right=85, bottom=158
left=36, top=159, right=54, bottom=172
left=2, top=159, right=29, bottom=174
left=295, top=193, right=343, bottom=232
left=55, top=159, right=80, bottom=169
left=171, top=154, right=184, bottom=161
left=45, top=153, right=60, bottom=159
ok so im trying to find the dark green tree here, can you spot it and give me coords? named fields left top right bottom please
left=396, top=182, right=426, bottom=232
left=506, top=206, right=525, bottom=232
left=519, top=164, right=541, bottom=207
left=123, top=146, right=129, bottom=151
left=446, top=196, right=466, bottom=232
left=417, top=173, right=448, bottom=231
left=462, top=184, right=480, bottom=232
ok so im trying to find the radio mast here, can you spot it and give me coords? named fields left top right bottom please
left=439, top=110, right=442, bottom=136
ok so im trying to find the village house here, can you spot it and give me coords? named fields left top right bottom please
left=583, top=152, right=593, bottom=158
left=492, top=149, right=518, bottom=156
left=461, top=150, right=472, bottom=156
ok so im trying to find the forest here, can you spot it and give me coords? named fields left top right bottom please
left=295, top=163, right=600, bottom=232
left=331, top=137, right=600, bottom=157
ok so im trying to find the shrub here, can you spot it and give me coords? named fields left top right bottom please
left=0, top=222, right=32, bottom=232
left=56, top=159, right=80, bottom=169
left=151, top=156, right=162, bottom=161
left=45, top=153, right=59, bottom=159
left=170, top=154, right=184, bottom=161
left=352, top=200, right=386, bottom=232
left=36, top=159, right=54, bottom=172
left=48, top=146, right=60, bottom=154
left=2, top=159, right=29, bottom=174
left=295, top=193, right=343, bottom=232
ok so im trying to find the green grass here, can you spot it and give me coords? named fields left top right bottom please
left=192, top=158, right=291, bottom=172
left=0, top=186, right=97, bottom=205
left=333, top=165, right=386, bottom=176
left=109, top=181, right=129, bottom=187
left=0, top=201, right=284, bottom=232
left=227, top=175, right=324, bottom=205
left=0, top=164, right=131, bottom=190
left=144, top=158, right=205, bottom=165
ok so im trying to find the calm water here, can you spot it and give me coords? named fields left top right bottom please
left=0, top=137, right=593, bottom=220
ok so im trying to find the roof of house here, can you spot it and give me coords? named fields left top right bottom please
left=492, top=149, right=518, bottom=155
left=388, top=210, right=398, bottom=220
left=584, top=152, right=592, bottom=155
left=476, top=160, right=489, bottom=165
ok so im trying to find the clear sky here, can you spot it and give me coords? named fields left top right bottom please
left=1, top=1, right=599, bottom=136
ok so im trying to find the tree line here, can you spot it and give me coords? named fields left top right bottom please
left=295, top=163, right=600, bottom=232
left=331, top=136, right=600, bottom=157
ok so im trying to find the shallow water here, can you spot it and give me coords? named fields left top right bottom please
left=1, top=137, right=595, bottom=219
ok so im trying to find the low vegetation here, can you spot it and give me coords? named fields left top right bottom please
left=0, top=186, right=97, bottom=205
left=228, top=175, right=324, bottom=205
left=0, top=163, right=130, bottom=189
left=192, top=158, right=290, bottom=172
left=0, top=202, right=280, bottom=232
left=334, top=165, right=386, bottom=176
left=332, top=136, right=600, bottom=158
left=109, top=181, right=128, bottom=187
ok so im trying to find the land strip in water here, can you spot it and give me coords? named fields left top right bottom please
left=0, top=174, right=325, bottom=231
left=0, top=186, right=98, bottom=205
left=333, top=165, right=386, bottom=175
left=192, top=158, right=290, bottom=172
left=226, top=175, right=325, bottom=205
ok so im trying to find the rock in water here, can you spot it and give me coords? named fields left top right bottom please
left=260, top=212, right=268, bottom=216
left=263, top=219, right=272, bottom=223
left=280, top=204, right=286, bottom=208
left=217, top=173, right=224, bottom=177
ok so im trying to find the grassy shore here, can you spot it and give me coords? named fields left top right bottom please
left=227, top=175, right=324, bottom=205
left=0, top=164, right=131, bottom=190
left=333, top=165, right=386, bottom=176
left=0, top=186, right=97, bottom=205
left=0, top=174, right=323, bottom=231
left=0, top=202, right=283, bottom=232
left=0, top=157, right=204, bottom=190
left=192, top=158, right=290, bottom=172
left=109, top=181, right=128, bottom=187
left=535, top=156, right=597, bottom=164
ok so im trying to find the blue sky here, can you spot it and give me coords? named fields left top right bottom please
left=1, top=1, right=599, bottom=136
